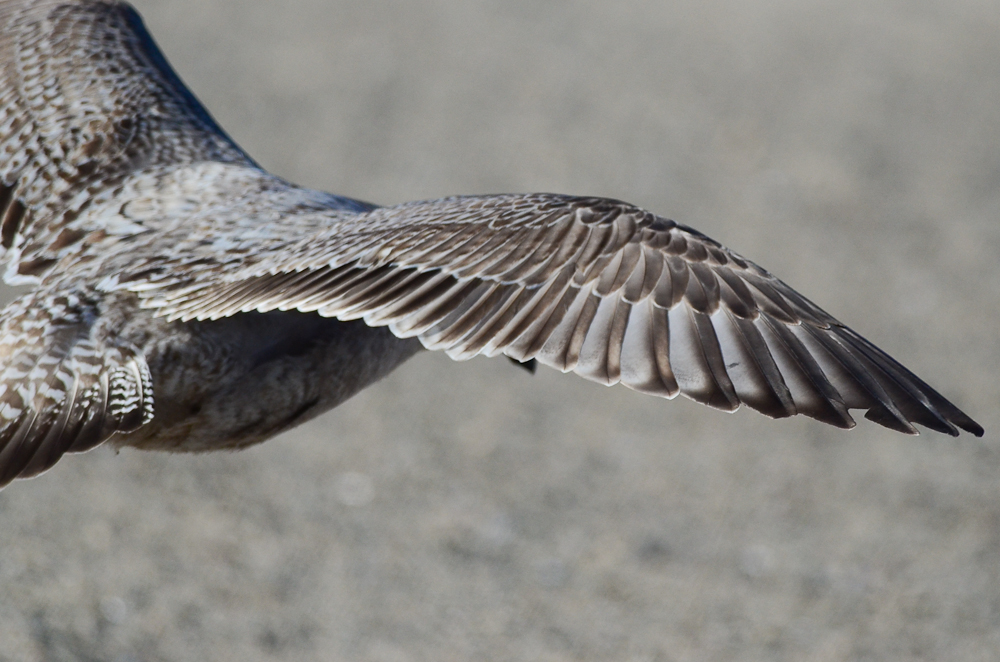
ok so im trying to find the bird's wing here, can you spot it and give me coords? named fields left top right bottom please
left=0, top=0, right=254, bottom=283
left=0, top=286, right=153, bottom=487
left=125, top=193, right=983, bottom=437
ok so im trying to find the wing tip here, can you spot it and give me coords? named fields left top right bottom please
left=955, top=417, right=985, bottom=438
left=861, top=404, right=984, bottom=438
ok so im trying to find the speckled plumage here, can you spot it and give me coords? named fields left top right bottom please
left=0, top=0, right=982, bottom=488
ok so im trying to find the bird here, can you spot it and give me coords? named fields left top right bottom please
left=0, top=0, right=983, bottom=490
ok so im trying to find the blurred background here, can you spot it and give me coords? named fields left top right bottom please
left=1, top=0, right=998, bottom=660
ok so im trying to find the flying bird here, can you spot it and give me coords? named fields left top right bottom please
left=0, top=0, right=983, bottom=489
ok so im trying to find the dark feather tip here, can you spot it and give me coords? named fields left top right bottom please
left=508, top=357, right=537, bottom=375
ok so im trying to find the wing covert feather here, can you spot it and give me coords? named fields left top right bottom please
left=126, top=193, right=983, bottom=437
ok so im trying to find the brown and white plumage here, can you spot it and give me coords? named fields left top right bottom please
left=0, top=286, right=152, bottom=486
left=0, top=0, right=983, bottom=489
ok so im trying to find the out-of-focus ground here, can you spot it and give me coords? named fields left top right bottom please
left=1, top=1, right=998, bottom=660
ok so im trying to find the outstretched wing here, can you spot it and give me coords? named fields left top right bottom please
left=0, top=287, right=153, bottom=487
left=126, top=193, right=983, bottom=437
left=0, top=0, right=253, bottom=283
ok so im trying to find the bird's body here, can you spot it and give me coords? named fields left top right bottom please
left=0, top=0, right=982, bottom=489
left=92, top=294, right=420, bottom=454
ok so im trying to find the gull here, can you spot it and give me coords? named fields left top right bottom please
left=0, top=0, right=982, bottom=489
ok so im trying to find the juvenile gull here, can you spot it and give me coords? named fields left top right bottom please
left=0, top=0, right=983, bottom=488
